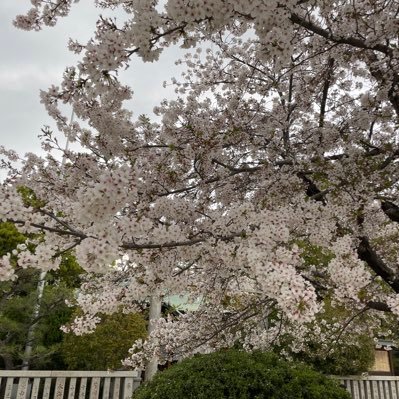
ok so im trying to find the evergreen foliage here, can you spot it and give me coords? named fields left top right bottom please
left=0, top=222, right=80, bottom=369
left=134, top=350, right=351, bottom=399
left=61, top=311, right=147, bottom=370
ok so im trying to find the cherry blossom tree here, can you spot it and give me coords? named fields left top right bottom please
left=2, top=0, right=399, bottom=369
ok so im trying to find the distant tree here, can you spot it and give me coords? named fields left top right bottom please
left=61, top=311, right=147, bottom=370
left=0, top=222, right=82, bottom=369
left=280, top=300, right=377, bottom=375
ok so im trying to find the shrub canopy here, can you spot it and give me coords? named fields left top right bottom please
left=134, top=350, right=351, bottom=399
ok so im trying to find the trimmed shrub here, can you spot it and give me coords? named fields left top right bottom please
left=134, top=349, right=351, bottom=399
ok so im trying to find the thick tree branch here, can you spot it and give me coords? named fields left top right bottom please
left=122, top=231, right=244, bottom=251
left=381, top=200, right=399, bottom=223
left=366, top=301, right=391, bottom=312
left=319, top=58, right=334, bottom=131
left=290, top=13, right=392, bottom=55
left=365, top=51, right=399, bottom=118
left=297, top=171, right=327, bottom=204
left=8, top=219, right=87, bottom=239
left=122, top=237, right=205, bottom=250
left=357, top=236, right=399, bottom=293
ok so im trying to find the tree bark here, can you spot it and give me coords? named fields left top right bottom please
left=144, top=295, right=162, bottom=382
left=21, top=270, right=47, bottom=370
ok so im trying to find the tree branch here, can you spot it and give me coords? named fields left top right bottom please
left=366, top=301, right=391, bottom=312
left=319, top=58, right=334, bottom=131
left=290, top=13, right=392, bottom=55
left=357, top=236, right=399, bottom=293
left=381, top=200, right=399, bottom=223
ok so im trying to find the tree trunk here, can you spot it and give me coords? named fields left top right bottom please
left=144, top=295, right=162, bottom=382
left=21, top=270, right=47, bottom=370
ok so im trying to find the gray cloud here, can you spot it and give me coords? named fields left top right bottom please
left=0, top=0, right=185, bottom=170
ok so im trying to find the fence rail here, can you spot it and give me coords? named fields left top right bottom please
left=0, top=370, right=141, bottom=399
left=336, top=376, right=399, bottom=399
left=2, top=371, right=397, bottom=399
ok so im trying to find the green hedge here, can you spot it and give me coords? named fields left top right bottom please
left=134, top=349, right=351, bottom=399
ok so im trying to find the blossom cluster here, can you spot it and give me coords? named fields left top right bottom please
left=5, top=0, right=399, bottom=368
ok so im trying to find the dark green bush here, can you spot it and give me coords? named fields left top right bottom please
left=134, top=349, right=351, bottom=399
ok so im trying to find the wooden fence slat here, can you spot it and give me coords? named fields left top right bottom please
left=390, top=380, right=396, bottom=399
left=369, top=380, right=375, bottom=399
left=113, top=377, right=121, bottom=399
left=5, top=377, right=14, bottom=399
left=345, top=380, right=352, bottom=398
left=79, top=377, right=88, bottom=399
left=90, top=377, right=101, bottom=398
left=123, top=377, right=134, bottom=399
left=16, top=377, right=29, bottom=399
left=31, top=378, right=41, bottom=399
left=385, top=380, right=392, bottom=399
left=43, top=378, right=52, bottom=399
left=352, top=380, right=360, bottom=399
left=389, top=380, right=397, bottom=399
left=371, top=380, right=379, bottom=399
left=68, top=377, right=77, bottom=399
left=55, top=377, right=66, bottom=399
left=372, top=380, right=378, bottom=399
left=379, top=380, right=384, bottom=399
left=378, top=380, right=385, bottom=399
left=385, top=381, right=394, bottom=399
left=102, top=377, right=111, bottom=399
left=364, top=380, right=372, bottom=399
left=359, top=380, right=366, bottom=399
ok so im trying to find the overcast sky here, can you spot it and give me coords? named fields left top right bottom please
left=0, top=0, right=184, bottom=164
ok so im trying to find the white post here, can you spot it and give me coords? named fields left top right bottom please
left=21, top=270, right=47, bottom=370
left=144, top=295, right=162, bottom=382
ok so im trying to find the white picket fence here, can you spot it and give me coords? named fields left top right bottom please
left=0, top=370, right=141, bottom=399
left=336, top=376, right=399, bottom=399
left=1, top=371, right=398, bottom=399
